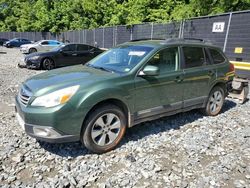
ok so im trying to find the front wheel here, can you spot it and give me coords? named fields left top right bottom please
left=202, top=86, right=225, bottom=116
left=82, top=105, right=127, bottom=153
left=42, top=58, right=55, bottom=70
left=29, top=48, right=37, bottom=53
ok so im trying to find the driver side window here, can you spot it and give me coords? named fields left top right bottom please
left=41, top=41, right=49, bottom=45
left=148, top=47, right=179, bottom=74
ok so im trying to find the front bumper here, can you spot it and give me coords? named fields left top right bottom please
left=20, top=48, right=29, bottom=54
left=24, top=123, right=79, bottom=143
left=15, top=96, right=82, bottom=143
left=24, top=58, right=41, bottom=69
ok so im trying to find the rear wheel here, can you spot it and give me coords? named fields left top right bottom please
left=29, top=48, right=37, bottom=53
left=42, top=58, right=55, bottom=70
left=82, top=105, right=127, bottom=153
left=202, top=86, right=225, bottom=116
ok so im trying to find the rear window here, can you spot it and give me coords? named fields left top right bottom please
left=183, top=47, right=205, bottom=68
left=209, top=49, right=226, bottom=64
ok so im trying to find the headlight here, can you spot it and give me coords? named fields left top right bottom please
left=31, top=85, right=80, bottom=107
left=29, top=56, right=40, bottom=60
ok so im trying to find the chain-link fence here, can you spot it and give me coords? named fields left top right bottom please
left=1, top=10, right=250, bottom=61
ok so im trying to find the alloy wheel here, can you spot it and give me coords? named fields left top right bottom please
left=91, top=113, right=121, bottom=146
left=209, top=90, right=223, bottom=114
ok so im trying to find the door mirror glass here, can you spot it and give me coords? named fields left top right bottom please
left=139, top=65, right=159, bottom=76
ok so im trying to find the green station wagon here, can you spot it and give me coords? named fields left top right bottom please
left=16, top=38, right=235, bottom=153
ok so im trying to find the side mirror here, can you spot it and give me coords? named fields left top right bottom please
left=139, top=65, right=159, bottom=76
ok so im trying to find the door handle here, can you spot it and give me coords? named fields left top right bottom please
left=72, top=53, right=77, bottom=56
left=208, top=70, right=215, bottom=76
left=175, top=76, right=183, bottom=83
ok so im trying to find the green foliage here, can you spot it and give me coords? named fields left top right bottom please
left=0, top=0, right=250, bottom=32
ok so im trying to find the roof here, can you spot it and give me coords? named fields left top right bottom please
left=122, top=38, right=220, bottom=49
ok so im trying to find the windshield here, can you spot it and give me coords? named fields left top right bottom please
left=34, top=41, right=41, bottom=44
left=87, top=45, right=153, bottom=73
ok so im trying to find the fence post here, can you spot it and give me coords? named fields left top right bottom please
left=178, top=20, right=184, bottom=38
left=151, top=23, right=154, bottom=39
left=103, top=27, right=105, bottom=48
left=93, top=29, right=95, bottom=46
left=130, top=26, right=133, bottom=41
left=223, top=12, right=232, bottom=52
left=113, top=27, right=115, bottom=47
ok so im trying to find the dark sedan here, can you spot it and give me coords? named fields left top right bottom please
left=22, top=43, right=104, bottom=70
left=4, top=38, right=31, bottom=47
left=0, top=38, right=9, bottom=46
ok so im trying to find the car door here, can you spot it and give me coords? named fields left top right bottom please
left=134, top=47, right=184, bottom=121
left=39, top=41, right=49, bottom=51
left=75, top=44, right=93, bottom=64
left=55, top=44, right=77, bottom=67
left=181, top=46, right=216, bottom=108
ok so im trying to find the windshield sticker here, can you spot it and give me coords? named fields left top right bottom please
left=128, top=51, right=146, bottom=56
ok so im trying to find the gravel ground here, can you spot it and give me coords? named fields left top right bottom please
left=0, top=47, right=250, bottom=188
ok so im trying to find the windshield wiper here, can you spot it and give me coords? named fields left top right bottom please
left=86, top=64, right=114, bottom=73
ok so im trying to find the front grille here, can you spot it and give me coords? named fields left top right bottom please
left=19, top=94, right=30, bottom=106
left=18, top=86, right=32, bottom=106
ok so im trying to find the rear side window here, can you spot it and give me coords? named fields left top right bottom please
left=209, top=49, right=226, bottom=64
left=48, top=41, right=58, bottom=45
left=183, top=47, right=205, bottom=68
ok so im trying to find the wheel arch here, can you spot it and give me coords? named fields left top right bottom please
left=210, top=81, right=227, bottom=94
left=29, top=47, right=37, bottom=53
left=41, top=57, right=55, bottom=69
left=81, top=98, right=131, bottom=135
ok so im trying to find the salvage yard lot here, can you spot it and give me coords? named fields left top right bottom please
left=0, top=47, right=250, bottom=188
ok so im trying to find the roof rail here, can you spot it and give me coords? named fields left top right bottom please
left=130, top=38, right=165, bottom=42
left=164, top=37, right=213, bottom=44
left=183, top=38, right=204, bottom=42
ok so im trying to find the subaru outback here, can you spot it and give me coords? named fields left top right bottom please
left=15, top=38, right=235, bottom=153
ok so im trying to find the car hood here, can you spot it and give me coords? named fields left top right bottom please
left=23, top=65, right=118, bottom=96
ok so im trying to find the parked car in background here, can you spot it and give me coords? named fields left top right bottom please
left=20, top=40, right=63, bottom=54
left=4, top=38, right=31, bottom=48
left=0, top=38, right=9, bottom=46
left=15, top=38, right=235, bottom=153
left=22, top=43, right=104, bottom=70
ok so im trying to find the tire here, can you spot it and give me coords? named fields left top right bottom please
left=42, top=58, right=55, bottom=70
left=202, top=86, right=225, bottom=116
left=82, top=104, right=127, bottom=153
left=29, top=48, right=37, bottom=53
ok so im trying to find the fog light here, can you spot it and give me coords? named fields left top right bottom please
left=33, top=127, right=50, bottom=137
left=33, top=127, right=61, bottom=138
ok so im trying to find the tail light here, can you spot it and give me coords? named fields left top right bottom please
left=229, top=63, right=235, bottom=72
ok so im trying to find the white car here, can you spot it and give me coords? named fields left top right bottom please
left=20, top=40, right=63, bottom=54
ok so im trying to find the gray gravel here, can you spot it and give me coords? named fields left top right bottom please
left=0, top=47, right=250, bottom=188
